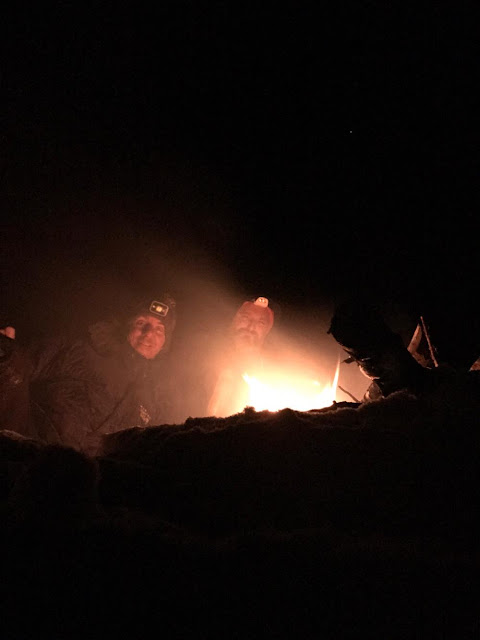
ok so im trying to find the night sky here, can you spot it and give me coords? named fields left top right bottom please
left=2, top=3, right=479, bottom=362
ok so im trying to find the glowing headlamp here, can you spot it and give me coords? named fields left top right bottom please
left=149, top=300, right=170, bottom=317
left=254, top=297, right=269, bottom=308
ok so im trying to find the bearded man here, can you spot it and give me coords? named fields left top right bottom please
left=206, top=296, right=275, bottom=417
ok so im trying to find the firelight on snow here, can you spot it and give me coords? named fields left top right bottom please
left=242, top=362, right=340, bottom=412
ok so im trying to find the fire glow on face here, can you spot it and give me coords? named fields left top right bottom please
left=242, top=361, right=340, bottom=412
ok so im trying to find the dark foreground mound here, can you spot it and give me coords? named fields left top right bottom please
left=1, top=373, right=480, bottom=638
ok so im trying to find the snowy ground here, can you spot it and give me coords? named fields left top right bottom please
left=1, top=374, right=480, bottom=638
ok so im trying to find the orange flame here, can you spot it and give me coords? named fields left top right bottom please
left=242, top=360, right=339, bottom=412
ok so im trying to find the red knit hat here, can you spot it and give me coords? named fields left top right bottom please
left=234, top=297, right=275, bottom=333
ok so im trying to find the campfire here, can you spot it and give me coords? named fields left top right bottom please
left=241, top=361, right=340, bottom=413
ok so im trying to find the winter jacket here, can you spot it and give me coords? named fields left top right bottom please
left=0, top=334, right=37, bottom=437
left=0, top=320, right=175, bottom=454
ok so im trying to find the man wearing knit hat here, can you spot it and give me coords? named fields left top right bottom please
left=228, top=297, right=275, bottom=356
left=206, top=296, right=276, bottom=417
left=124, top=295, right=177, bottom=359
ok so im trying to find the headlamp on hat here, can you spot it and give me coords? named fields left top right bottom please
left=149, top=300, right=170, bottom=317
left=254, top=297, right=269, bottom=308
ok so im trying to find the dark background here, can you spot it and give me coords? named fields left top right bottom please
left=1, top=3, right=479, bottom=365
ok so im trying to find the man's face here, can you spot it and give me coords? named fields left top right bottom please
left=230, top=303, right=273, bottom=351
left=127, top=314, right=166, bottom=359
